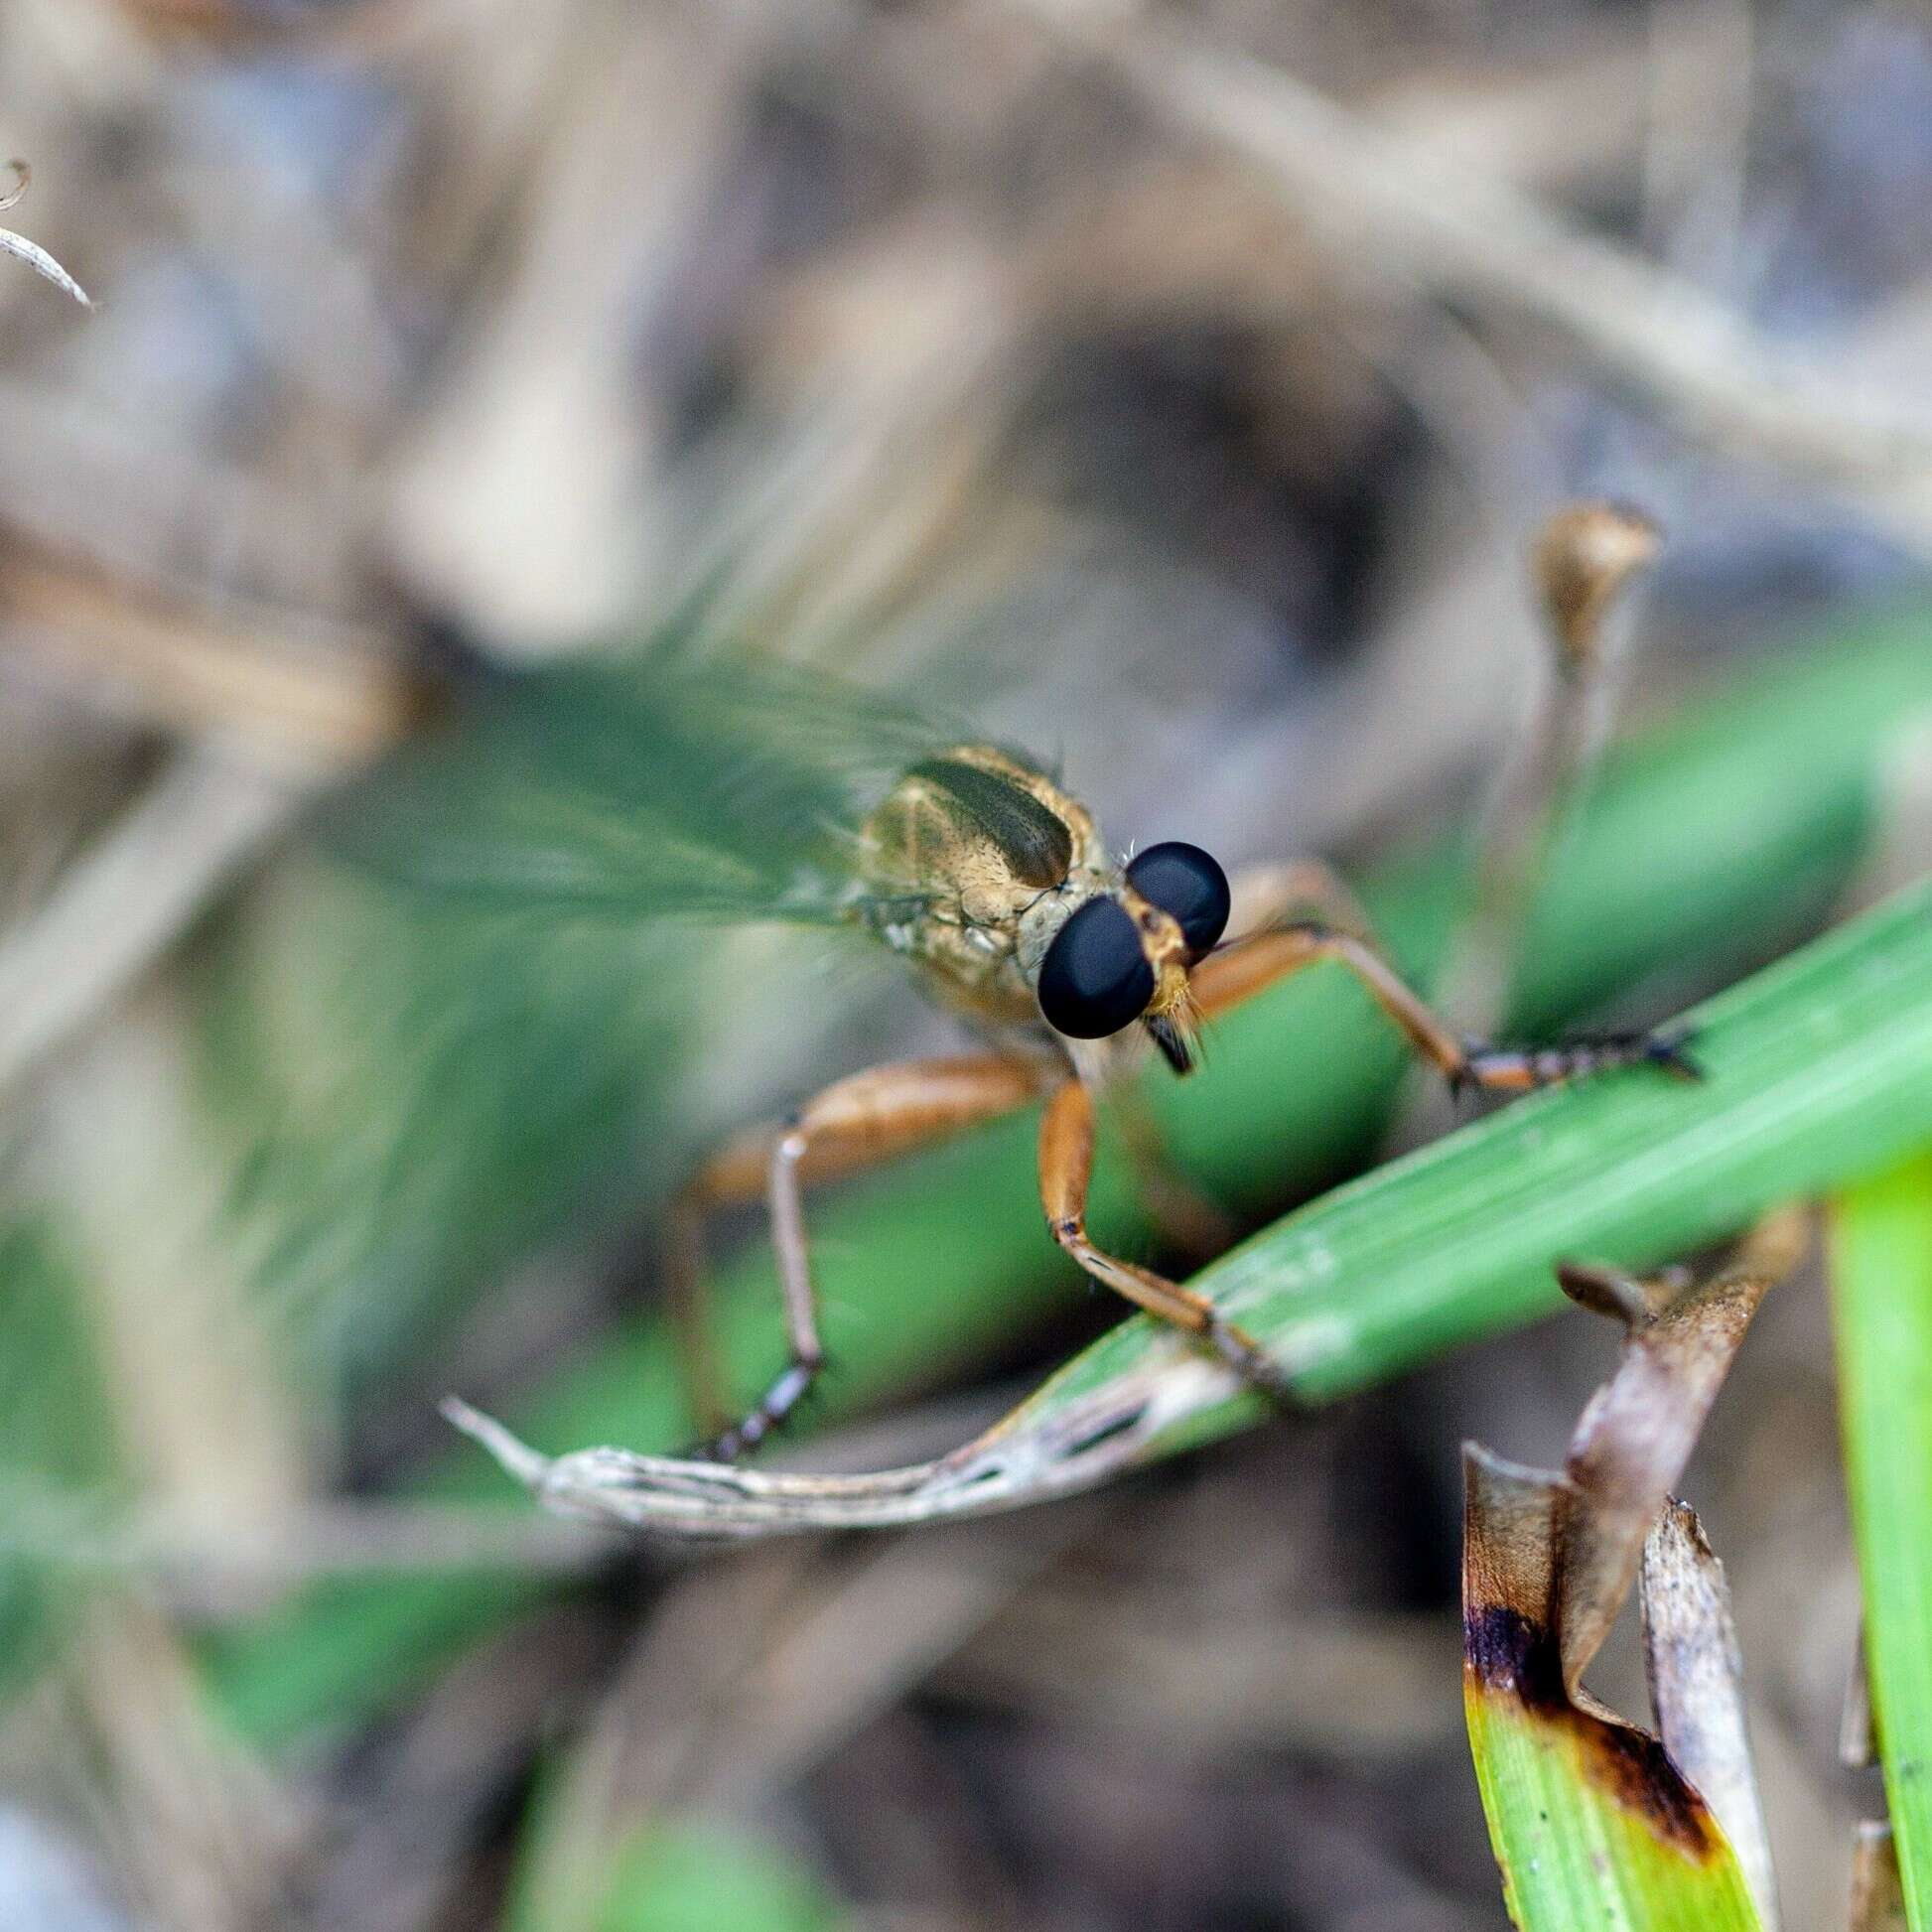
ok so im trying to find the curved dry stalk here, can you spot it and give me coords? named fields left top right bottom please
left=0, top=161, right=91, bottom=309
left=443, top=1352, right=1231, bottom=1539
left=454, top=1095, right=1821, bottom=1561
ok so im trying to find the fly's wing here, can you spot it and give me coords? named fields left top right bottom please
left=322, top=650, right=968, bottom=928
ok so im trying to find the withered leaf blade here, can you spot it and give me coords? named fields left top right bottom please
left=1463, top=1447, right=1746, bottom=1898
left=1556, top=1210, right=1807, bottom=1697
left=440, top=1356, right=1230, bottom=1539
left=1849, top=1822, right=1908, bottom=1932
left=1459, top=1221, right=1804, bottom=1929
left=1641, top=1500, right=1780, bottom=1930
left=1461, top=1443, right=1566, bottom=1709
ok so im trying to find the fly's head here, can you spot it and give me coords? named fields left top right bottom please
left=1030, top=842, right=1232, bottom=1075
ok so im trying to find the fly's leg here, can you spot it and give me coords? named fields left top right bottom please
left=672, top=1055, right=1048, bottom=1461
left=1190, top=923, right=1698, bottom=1094
left=1223, top=857, right=1372, bottom=945
left=1098, top=859, right=1382, bottom=1266
left=1086, top=864, right=1376, bottom=1266
left=1104, top=860, right=1378, bottom=1263
left=1038, top=1080, right=1293, bottom=1402
left=1453, top=503, right=1662, bottom=1029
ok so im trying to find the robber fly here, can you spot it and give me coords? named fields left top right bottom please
left=337, top=636, right=1691, bottom=1463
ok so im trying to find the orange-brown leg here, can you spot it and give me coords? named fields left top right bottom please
left=1038, top=1079, right=1293, bottom=1402
left=672, top=1054, right=1049, bottom=1460
left=1223, top=858, right=1371, bottom=944
left=1190, top=923, right=1696, bottom=1093
left=1089, top=862, right=1364, bottom=1268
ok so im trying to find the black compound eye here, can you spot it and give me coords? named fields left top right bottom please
left=1125, top=842, right=1230, bottom=959
left=1037, top=898, right=1155, bottom=1038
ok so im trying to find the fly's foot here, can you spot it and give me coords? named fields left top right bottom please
left=1450, top=1026, right=1702, bottom=1098
left=700, top=1350, right=825, bottom=1463
left=1202, top=1315, right=1296, bottom=1408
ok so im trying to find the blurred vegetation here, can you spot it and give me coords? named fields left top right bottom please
left=4, top=2, right=1932, bottom=1929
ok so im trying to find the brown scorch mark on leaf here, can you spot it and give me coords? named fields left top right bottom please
left=1462, top=1449, right=1726, bottom=1864
left=1584, top=1711, right=1728, bottom=1862
left=1463, top=1602, right=1564, bottom=1711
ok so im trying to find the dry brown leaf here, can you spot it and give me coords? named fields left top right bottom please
left=1462, top=1211, right=1806, bottom=1925
left=1463, top=1443, right=1733, bottom=1865
left=1849, top=1821, right=1908, bottom=1932
left=1642, top=1501, right=1778, bottom=1924
left=1552, top=1211, right=1807, bottom=1699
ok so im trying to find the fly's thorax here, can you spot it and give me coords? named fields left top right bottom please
left=857, top=746, right=1207, bottom=1065
left=858, top=745, right=1113, bottom=1027
left=860, top=745, right=1104, bottom=922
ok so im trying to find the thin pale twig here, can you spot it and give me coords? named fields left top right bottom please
left=441, top=1345, right=1240, bottom=1539
left=0, top=1469, right=627, bottom=1587
left=0, top=162, right=91, bottom=309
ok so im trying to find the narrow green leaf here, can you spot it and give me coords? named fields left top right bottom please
left=544, top=1821, right=842, bottom=1932
left=1832, top=1154, right=1932, bottom=1929
left=0, top=1214, right=123, bottom=1703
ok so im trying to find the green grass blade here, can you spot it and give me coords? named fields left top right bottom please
left=0, top=1214, right=122, bottom=1704
left=1465, top=1684, right=1763, bottom=1931
left=1034, top=873, right=1932, bottom=1449
left=1832, top=1153, right=1932, bottom=1929
left=506, top=1817, right=845, bottom=1932
left=498, top=883, right=1932, bottom=1542
left=204, top=614, right=1932, bottom=1736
